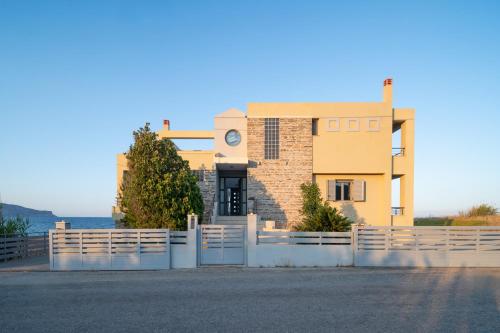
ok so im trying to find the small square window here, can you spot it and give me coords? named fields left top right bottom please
left=326, top=118, right=340, bottom=131
left=367, top=118, right=380, bottom=131
left=346, top=118, right=359, bottom=131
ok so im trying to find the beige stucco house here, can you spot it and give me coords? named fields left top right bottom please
left=113, top=78, right=415, bottom=227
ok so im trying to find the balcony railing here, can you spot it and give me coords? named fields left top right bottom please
left=392, top=147, right=405, bottom=157
left=391, top=207, right=405, bottom=216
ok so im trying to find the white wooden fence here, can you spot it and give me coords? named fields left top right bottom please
left=1, top=233, right=49, bottom=261
left=247, top=215, right=354, bottom=267
left=49, top=215, right=199, bottom=271
left=50, top=229, right=171, bottom=270
left=354, top=226, right=500, bottom=267
left=49, top=215, right=500, bottom=270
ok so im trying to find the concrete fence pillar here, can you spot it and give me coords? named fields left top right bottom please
left=184, top=214, right=198, bottom=268
left=351, top=224, right=358, bottom=266
left=247, top=214, right=258, bottom=267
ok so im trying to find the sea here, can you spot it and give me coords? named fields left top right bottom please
left=24, top=216, right=115, bottom=234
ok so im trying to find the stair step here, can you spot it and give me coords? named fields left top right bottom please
left=216, top=216, right=247, bottom=220
left=214, top=216, right=248, bottom=225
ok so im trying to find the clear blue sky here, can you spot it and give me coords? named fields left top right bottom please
left=1, top=1, right=499, bottom=217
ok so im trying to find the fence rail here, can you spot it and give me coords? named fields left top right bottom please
left=170, top=231, right=188, bottom=244
left=1, top=233, right=49, bottom=261
left=257, top=231, right=351, bottom=245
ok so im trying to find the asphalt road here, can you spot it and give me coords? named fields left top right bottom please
left=1, top=267, right=499, bottom=332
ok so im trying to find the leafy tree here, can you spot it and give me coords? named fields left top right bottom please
left=295, top=182, right=352, bottom=232
left=119, top=123, right=204, bottom=230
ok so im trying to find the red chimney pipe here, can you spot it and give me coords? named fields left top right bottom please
left=163, top=119, right=170, bottom=129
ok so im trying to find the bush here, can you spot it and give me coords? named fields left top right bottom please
left=119, top=123, right=204, bottom=230
left=294, top=182, right=352, bottom=232
left=0, top=203, right=30, bottom=236
left=0, top=217, right=30, bottom=236
left=459, top=204, right=498, bottom=217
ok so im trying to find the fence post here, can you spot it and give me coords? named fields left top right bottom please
left=445, top=228, right=450, bottom=251
left=415, top=228, right=419, bottom=251
left=166, top=229, right=171, bottom=269
left=44, top=232, right=48, bottom=255
left=26, top=234, right=29, bottom=257
left=351, top=224, right=358, bottom=266
left=247, top=214, right=258, bottom=267
left=49, top=230, right=53, bottom=270
left=137, top=231, right=141, bottom=264
left=186, top=214, right=198, bottom=268
left=384, top=228, right=389, bottom=252
left=109, top=231, right=112, bottom=267
left=80, top=231, right=83, bottom=265
left=476, top=228, right=480, bottom=252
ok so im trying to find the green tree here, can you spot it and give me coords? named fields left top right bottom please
left=295, top=182, right=352, bottom=232
left=119, top=123, right=204, bottom=230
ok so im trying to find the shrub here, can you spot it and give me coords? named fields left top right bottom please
left=0, top=215, right=30, bottom=236
left=295, top=182, right=352, bottom=232
left=459, top=204, right=498, bottom=217
left=119, top=123, right=204, bottom=230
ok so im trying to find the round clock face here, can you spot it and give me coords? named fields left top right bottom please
left=225, top=130, right=241, bottom=146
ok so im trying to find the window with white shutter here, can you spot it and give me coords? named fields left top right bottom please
left=327, top=179, right=366, bottom=201
left=352, top=180, right=366, bottom=201
left=327, top=180, right=336, bottom=201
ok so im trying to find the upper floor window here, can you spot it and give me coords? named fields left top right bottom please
left=328, top=179, right=366, bottom=201
left=336, top=181, right=351, bottom=201
left=312, top=118, right=318, bottom=135
left=264, top=118, right=279, bottom=159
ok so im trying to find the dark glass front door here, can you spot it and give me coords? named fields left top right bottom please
left=219, top=176, right=247, bottom=216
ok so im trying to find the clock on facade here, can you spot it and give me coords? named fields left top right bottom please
left=225, top=129, right=241, bottom=146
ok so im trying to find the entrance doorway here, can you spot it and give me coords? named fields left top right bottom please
left=219, top=172, right=247, bottom=216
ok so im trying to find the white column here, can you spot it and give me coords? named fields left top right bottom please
left=185, top=214, right=198, bottom=268
left=247, top=214, right=258, bottom=267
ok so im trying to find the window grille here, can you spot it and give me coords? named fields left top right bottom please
left=264, top=118, right=279, bottom=159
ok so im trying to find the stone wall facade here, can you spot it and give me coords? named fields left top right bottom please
left=247, top=118, right=313, bottom=228
left=198, top=170, right=216, bottom=223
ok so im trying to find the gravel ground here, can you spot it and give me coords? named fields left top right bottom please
left=1, top=267, right=499, bottom=332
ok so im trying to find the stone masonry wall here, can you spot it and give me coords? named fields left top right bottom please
left=198, top=170, right=216, bottom=223
left=247, top=118, right=313, bottom=228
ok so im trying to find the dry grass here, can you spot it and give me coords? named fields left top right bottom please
left=415, top=215, right=500, bottom=226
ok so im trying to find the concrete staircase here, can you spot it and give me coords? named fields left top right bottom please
left=214, top=216, right=248, bottom=225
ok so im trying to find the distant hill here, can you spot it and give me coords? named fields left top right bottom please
left=1, top=203, right=57, bottom=218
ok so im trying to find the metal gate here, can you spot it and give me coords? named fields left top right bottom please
left=199, top=225, right=246, bottom=265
